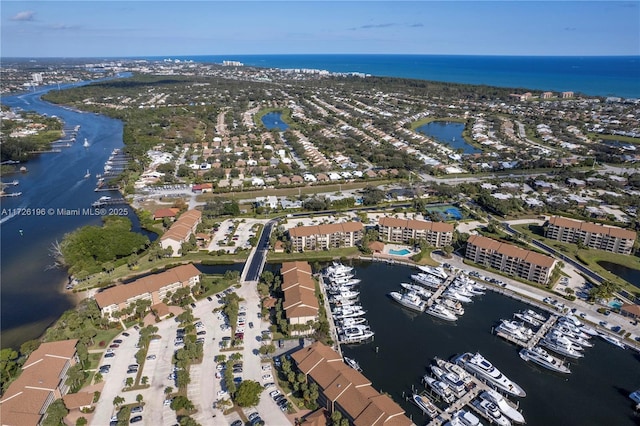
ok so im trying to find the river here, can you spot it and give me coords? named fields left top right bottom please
left=340, top=261, right=640, bottom=426
left=0, top=78, right=142, bottom=349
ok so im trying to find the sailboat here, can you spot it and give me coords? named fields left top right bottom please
left=84, top=169, right=91, bottom=179
left=83, top=138, right=90, bottom=148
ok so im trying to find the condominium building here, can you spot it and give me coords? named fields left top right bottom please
left=281, top=261, right=319, bottom=333
left=378, top=216, right=454, bottom=247
left=0, top=340, right=79, bottom=426
left=159, top=209, right=202, bottom=256
left=465, top=235, right=556, bottom=285
left=545, top=216, right=636, bottom=255
left=288, top=222, right=363, bottom=252
left=94, top=264, right=201, bottom=318
left=291, top=342, right=413, bottom=426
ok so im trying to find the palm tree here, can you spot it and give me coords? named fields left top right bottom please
left=113, top=395, right=125, bottom=408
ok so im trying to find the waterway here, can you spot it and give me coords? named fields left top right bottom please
left=598, top=261, right=640, bottom=291
left=261, top=111, right=289, bottom=131
left=0, top=78, right=146, bottom=349
left=340, top=261, right=640, bottom=426
left=415, top=121, right=481, bottom=154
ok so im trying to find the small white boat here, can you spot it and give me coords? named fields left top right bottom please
left=411, top=273, right=443, bottom=289
left=480, top=389, right=525, bottom=424
left=344, top=356, right=362, bottom=371
left=418, top=265, right=448, bottom=280
left=443, top=288, right=473, bottom=304
left=446, top=409, right=483, bottom=426
left=426, top=303, right=458, bottom=322
left=471, top=398, right=511, bottom=426
left=389, top=291, right=426, bottom=312
left=423, top=375, right=456, bottom=403
left=599, top=333, right=626, bottom=349
left=400, top=282, right=432, bottom=299
left=83, top=138, right=90, bottom=148
left=84, top=169, right=90, bottom=179
left=519, top=346, right=571, bottom=375
left=412, top=393, right=439, bottom=418
left=513, top=311, right=543, bottom=328
left=495, top=320, right=534, bottom=342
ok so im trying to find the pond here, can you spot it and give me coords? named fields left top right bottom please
left=415, top=121, right=481, bottom=154
left=598, top=260, right=640, bottom=290
left=261, top=111, right=289, bottom=131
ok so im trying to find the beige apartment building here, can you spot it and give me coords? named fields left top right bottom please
left=288, top=222, right=363, bottom=252
left=159, top=209, right=202, bottom=256
left=378, top=216, right=454, bottom=247
left=545, top=216, right=636, bottom=255
left=94, top=264, right=201, bottom=318
left=465, top=235, right=556, bottom=285
left=0, top=340, right=79, bottom=426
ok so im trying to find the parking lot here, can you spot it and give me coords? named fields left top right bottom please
left=207, top=218, right=267, bottom=253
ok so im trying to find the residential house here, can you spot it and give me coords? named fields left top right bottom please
left=465, top=235, right=556, bottom=284
left=94, top=264, right=201, bottom=318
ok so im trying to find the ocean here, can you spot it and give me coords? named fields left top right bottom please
left=145, top=54, right=640, bottom=98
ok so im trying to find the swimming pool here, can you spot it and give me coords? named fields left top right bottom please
left=389, top=248, right=412, bottom=256
left=608, top=299, right=623, bottom=310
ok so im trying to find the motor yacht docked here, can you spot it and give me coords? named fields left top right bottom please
left=455, top=352, right=526, bottom=398
left=471, top=398, right=512, bottom=426
left=495, top=320, right=534, bottom=342
left=540, top=335, right=584, bottom=359
left=411, top=273, right=444, bottom=289
left=411, top=393, right=439, bottom=418
left=399, top=282, right=432, bottom=300
left=519, top=346, right=571, bottom=374
left=479, top=389, right=526, bottom=424
left=426, top=303, right=458, bottom=322
left=389, top=291, right=427, bottom=312
left=423, top=375, right=456, bottom=403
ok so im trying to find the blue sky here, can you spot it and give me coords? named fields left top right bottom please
left=2, top=1, right=639, bottom=57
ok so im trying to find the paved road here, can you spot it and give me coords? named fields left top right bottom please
left=244, top=219, right=276, bottom=282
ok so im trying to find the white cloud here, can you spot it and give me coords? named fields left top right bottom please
left=11, top=11, right=35, bottom=22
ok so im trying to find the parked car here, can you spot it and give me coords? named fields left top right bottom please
left=122, top=332, right=130, bottom=337
left=104, top=352, right=115, bottom=358
left=248, top=322, right=254, bottom=329
left=146, top=355, right=156, bottom=360
left=129, top=416, right=143, bottom=423
left=131, top=406, right=143, bottom=414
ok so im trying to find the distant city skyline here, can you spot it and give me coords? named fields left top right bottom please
left=2, top=1, right=639, bottom=58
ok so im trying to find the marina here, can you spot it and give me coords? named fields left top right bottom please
left=339, top=261, right=640, bottom=426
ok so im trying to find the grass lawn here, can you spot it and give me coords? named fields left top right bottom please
left=511, top=223, right=640, bottom=295
left=90, top=329, right=123, bottom=350
left=87, top=352, right=103, bottom=370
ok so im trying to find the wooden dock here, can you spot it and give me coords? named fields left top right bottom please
left=318, top=275, right=342, bottom=357
left=425, top=273, right=456, bottom=306
left=492, top=315, right=557, bottom=349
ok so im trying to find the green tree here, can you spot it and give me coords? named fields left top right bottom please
left=65, top=364, right=86, bottom=393
left=125, top=377, right=134, bottom=388
left=233, top=380, right=263, bottom=407
left=42, top=399, right=68, bottom=426
left=136, top=394, right=144, bottom=404
left=170, top=395, right=195, bottom=411
left=76, top=417, right=88, bottom=426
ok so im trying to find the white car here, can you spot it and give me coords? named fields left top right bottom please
left=262, top=374, right=273, bottom=381
left=217, top=390, right=228, bottom=398
left=163, top=399, right=173, bottom=407
left=261, top=364, right=271, bottom=371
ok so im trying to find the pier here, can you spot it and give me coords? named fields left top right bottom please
left=318, top=274, right=342, bottom=357
left=91, top=198, right=127, bottom=207
left=493, top=315, right=557, bottom=349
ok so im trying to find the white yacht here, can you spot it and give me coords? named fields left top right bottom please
left=411, top=273, right=443, bottom=289
left=439, top=298, right=465, bottom=315
left=330, top=290, right=360, bottom=301
left=546, top=330, right=585, bottom=351
left=339, top=317, right=366, bottom=327
left=557, top=316, right=598, bottom=336
left=540, top=335, right=584, bottom=359
left=327, top=274, right=357, bottom=285
left=426, top=303, right=458, bottom=322
left=423, top=375, right=456, bottom=403
left=418, top=265, right=448, bottom=280
left=455, top=353, right=526, bottom=397
left=431, top=365, right=468, bottom=397
left=551, top=325, right=593, bottom=347
left=344, top=357, right=362, bottom=372
left=495, top=320, right=533, bottom=342
left=450, top=283, right=475, bottom=298
left=471, top=399, right=511, bottom=426
left=445, top=409, right=483, bottom=426
left=443, top=288, right=473, bottom=304
left=598, top=333, right=626, bottom=349
left=519, top=346, right=571, bottom=374
left=340, top=325, right=374, bottom=342
left=513, top=311, right=543, bottom=328
left=411, top=394, right=439, bottom=418
left=525, top=309, right=547, bottom=322
left=400, top=282, right=432, bottom=300
left=389, top=291, right=427, bottom=312
left=332, top=305, right=366, bottom=319
left=325, top=262, right=353, bottom=276
left=479, top=389, right=525, bottom=424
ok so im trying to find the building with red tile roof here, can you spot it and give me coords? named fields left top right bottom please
left=378, top=216, right=454, bottom=247
left=159, top=209, right=202, bottom=256
left=94, top=264, right=200, bottom=318
left=546, top=216, right=636, bottom=255
left=281, top=261, right=319, bottom=333
left=0, top=340, right=78, bottom=426
left=288, top=222, right=363, bottom=252
left=153, top=207, right=180, bottom=220
left=466, top=235, right=556, bottom=284
left=291, top=342, right=413, bottom=426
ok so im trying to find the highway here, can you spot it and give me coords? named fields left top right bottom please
left=243, top=219, right=277, bottom=282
